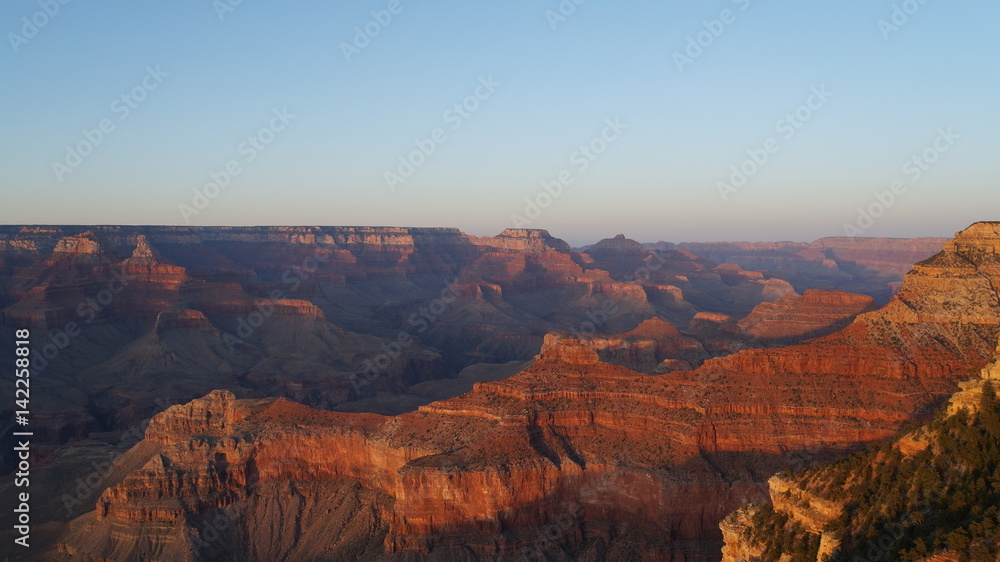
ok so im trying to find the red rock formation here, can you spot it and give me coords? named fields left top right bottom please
left=48, top=223, right=1000, bottom=561
left=737, top=289, right=877, bottom=344
left=583, top=233, right=649, bottom=273
left=541, top=318, right=709, bottom=373
left=581, top=234, right=804, bottom=324
left=687, top=312, right=741, bottom=337
left=144, top=390, right=259, bottom=445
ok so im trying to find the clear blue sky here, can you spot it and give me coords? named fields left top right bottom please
left=2, top=0, right=997, bottom=245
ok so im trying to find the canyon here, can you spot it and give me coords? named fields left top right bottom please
left=648, top=236, right=949, bottom=304
left=0, top=224, right=959, bottom=560
left=721, top=344, right=1000, bottom=561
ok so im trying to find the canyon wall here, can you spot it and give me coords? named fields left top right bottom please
left=50, top=223, right=1000, bottom=561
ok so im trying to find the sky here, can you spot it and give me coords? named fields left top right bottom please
left=1, top=0, right=997, bottom=246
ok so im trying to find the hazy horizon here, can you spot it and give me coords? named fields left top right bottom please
left=0, top=222, right=962, bottom=249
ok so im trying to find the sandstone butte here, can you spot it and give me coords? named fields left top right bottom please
left=47, top=222, right=1000, bottom=561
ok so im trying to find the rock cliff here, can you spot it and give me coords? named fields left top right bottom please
left=1, top=224, right=981, bottom=560
left=540, top=318, right=710, bottom=373
left=0, top=225, right=820, bottom=447
left=737, top=290, right=877, bottom=344
left=721, top=337, right=1000, bottom=561
left=48, top=222, right=1000, bottom=561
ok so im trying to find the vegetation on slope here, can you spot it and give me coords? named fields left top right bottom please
left=743, top=381, right=1000, bottom=561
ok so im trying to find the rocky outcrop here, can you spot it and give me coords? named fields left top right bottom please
left=470, top=228, right=573, bottom=253
left=63, top=366, right=763, bottom=560
left=535, top=336, right=601, bottom=365
left=720, top=486, right=843, bottom=562
left=737, top=289, right=877, bottom=344
left=720, top=507, right=766, bottom=562
left=53, top=232, right=103, bottom=255
left=767, top=476, right=842, bottom=534
left=944, top=344, right=1000, bottom=418
left=541, top=318, right=709, bottom=372
left=721, top=340, right=1000, bottom=561
left=582, top=233, right=649, bottom=273
left=144, top=390, right=258, bottom=445
left=583, top=234, right=799, bottom=319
